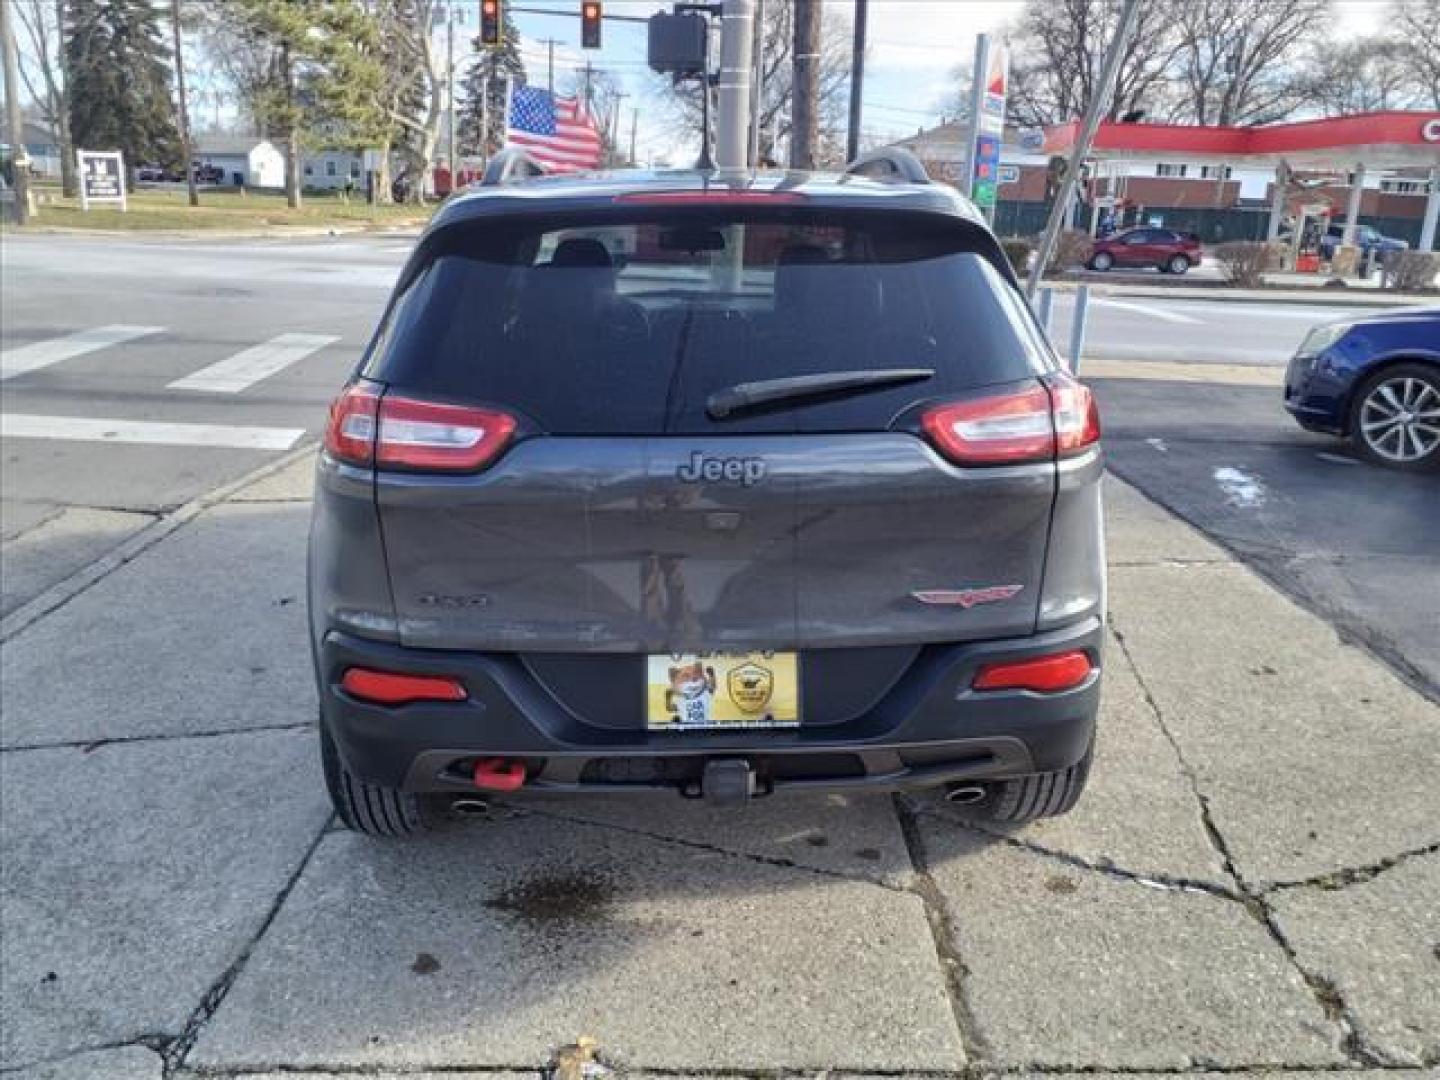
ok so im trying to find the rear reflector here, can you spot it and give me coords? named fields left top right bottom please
left=473, top=758, right=526, bottom=792
left=341, top=667, right=467, bottom=705
left=920, top=375, right=1100, bottom=466
left=322, top=386, right=517, bottom=473
left=613, top=190, right=805, bottom=205
left=972, top=651, right=1093, bottom=693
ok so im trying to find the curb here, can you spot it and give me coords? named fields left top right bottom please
left=1041, top=282, right=1432, bottom=308
left=0, top=441, right=318, bottom=644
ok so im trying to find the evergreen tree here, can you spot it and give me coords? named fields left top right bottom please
left=65, top=0, right=181, bottom=172
left=457, top=13, right=524, bottom=158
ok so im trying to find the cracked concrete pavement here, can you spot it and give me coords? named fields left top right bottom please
left=1, top=461, right=1437, bottom=1077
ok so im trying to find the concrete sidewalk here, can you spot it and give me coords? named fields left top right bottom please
left=1, top=453, right=1436, bottom=1078
left=1045, top=278, right=1435, bottom=307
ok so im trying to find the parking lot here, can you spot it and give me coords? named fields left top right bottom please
left=2, top=234, right=1437, bottom=1078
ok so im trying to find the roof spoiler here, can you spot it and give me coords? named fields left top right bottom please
left=843, top=147, right=930, bottom=185
left=481, top=148, right=547, bottom=187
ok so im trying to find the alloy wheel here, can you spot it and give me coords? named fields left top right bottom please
left=1358, top=376, right=1440, bottom=463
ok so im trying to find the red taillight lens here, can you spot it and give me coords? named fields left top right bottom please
left=920, top=377, right=1100, bottom=466
left=341, top=667, right=467, bottom=705
left=1048, top=373, right=1101, bottom=455
left=375, top=396, right=517, bottom=472
left=973, top=651, right=1093, bottom=693
left=323, top=382, right=381, bottom=466
left=922, top=384, right=1054, bottom=465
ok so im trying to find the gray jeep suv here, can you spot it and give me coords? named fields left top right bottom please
left=309, top=150, right=1105, bottom=836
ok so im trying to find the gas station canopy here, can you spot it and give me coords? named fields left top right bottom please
left=1043, top=110, right=1440, bottom=170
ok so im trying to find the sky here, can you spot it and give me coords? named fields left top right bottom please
left=501, top=0, right=1391, bottom=165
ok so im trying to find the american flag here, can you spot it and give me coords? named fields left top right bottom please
left=505, top=86, right=603, bottom=173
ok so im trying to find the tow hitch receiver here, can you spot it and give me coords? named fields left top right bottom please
left=701, top=758, right=758, bottom=805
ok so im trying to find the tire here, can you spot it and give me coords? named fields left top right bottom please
left=1088, top=252, right=1114, bottom=271
left=972, top=746, right=1094, bottom=823
left=1348, top=363, right=1440, bottom=472
left=1165, top=254, right=1190, bottom=275
left=320, top=722, right=435, bottom=837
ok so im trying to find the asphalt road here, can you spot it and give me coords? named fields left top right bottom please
left=2, top=232, right=1435, bottom=693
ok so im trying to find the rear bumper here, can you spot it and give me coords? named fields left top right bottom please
left=317, top=618, right=1103, bottom=796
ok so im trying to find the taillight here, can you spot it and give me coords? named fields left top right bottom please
left=322, top=385, right=517, bottom=473
left=341, top=667, right=467, bottom=705
left=1048, top=372, right=1101, bottom=455
left=375, top=396, right=516, bottom=472
left=920, top=376, right=1100, bottom=466
left=323, top=382, right=380, bottom=467
left=973, top=650, right=1093, bottom=693
left=922, top=384, right=1054, bottom=465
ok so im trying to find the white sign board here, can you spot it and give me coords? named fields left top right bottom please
left=998, top=164, right=1020, bottom=185
left=77, top=150, right=127, bottom=212
left=979, top=43, right=1009, bottom=137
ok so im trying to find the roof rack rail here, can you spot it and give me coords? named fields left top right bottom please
left=481, top=148, right=547, bottom=187
left=843, top=147, right=931, bottom=185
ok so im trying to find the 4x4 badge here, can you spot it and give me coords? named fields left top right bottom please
left=912, top=585, right=1024, bottom=608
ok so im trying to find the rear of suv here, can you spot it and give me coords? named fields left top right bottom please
left=309, top=152, right=1106, bottom=836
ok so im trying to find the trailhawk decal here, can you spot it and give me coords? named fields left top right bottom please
left=911, top=585, right=1025, bottom=608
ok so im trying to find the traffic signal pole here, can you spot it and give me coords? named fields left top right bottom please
left=716, top=0, right=755, bottom=170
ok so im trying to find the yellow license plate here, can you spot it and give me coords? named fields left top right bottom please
left=646, top=652, right=800, bottom=730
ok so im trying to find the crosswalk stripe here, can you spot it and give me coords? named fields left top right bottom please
left=0, top=414, right=305, bottom=451
left=167, top=332, right=340, bottom=394
left=1, top=325, right=166, bottom=381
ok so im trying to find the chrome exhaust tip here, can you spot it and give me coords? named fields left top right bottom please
left=944, top=784, right=987, bottom=806
left=451, top=797, right=491, bottom=816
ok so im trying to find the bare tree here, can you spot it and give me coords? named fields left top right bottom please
left=1392, top=0, right=1440, bottom=108
left=12, top=0, right=75, bottom=194
left=380, top=0, right=446, bottom=204
left=1005, top=0, right=1186, bottom=129
left=1173, top=0, right=1327, bottom=125
left=1302, top=37, right=1421, bottom=115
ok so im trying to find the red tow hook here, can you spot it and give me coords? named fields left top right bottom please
left=472, top=758, right=526, bottom=793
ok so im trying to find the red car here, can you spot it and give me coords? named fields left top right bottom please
left=1087, top=228, right=1202, bottom=274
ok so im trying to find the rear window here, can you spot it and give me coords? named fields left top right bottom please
left=364, top=207, right=1051, bottom=434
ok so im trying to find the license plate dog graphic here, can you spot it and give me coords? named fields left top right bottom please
left=665, top=660, right=718, bottom=727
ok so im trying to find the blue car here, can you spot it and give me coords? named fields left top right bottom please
left=1284, top=307, right=1440, bottom=471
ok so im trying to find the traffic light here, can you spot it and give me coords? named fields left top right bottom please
left=581, top=1, right=602, bottom=49
left=480, top=0, right=502, bottom=46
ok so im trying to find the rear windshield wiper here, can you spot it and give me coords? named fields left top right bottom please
left=707, top=368, right=934, bottom=420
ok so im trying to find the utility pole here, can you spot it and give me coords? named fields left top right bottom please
left=748, top=0, right=765, bottom=166
left=609, top=90, right=629, bottom=164
left=716, top=0, right=755, bottom=170
left=538, top=38, right=560, bottom=94
left=845, top=0, right=867, bottom=163
left=447, top=1, right=457, bottom=184
left=790, top=0, right=819, bottom=169
left=1, top=0, right=32, bottom=225
left=629, top=107, right=638, bottom=166
left=170, top=0, right=198, bottom=207
left=1026, top=0, right=1140, bottom=298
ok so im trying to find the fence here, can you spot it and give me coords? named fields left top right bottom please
left=994, top=200, right=1426, bottom=247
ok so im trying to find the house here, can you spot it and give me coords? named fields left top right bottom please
left=193, top=136, right=285, bottom=189
left=3, top=121, right=64, bottom=178
left=301, top=149, right=365, bottom=191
